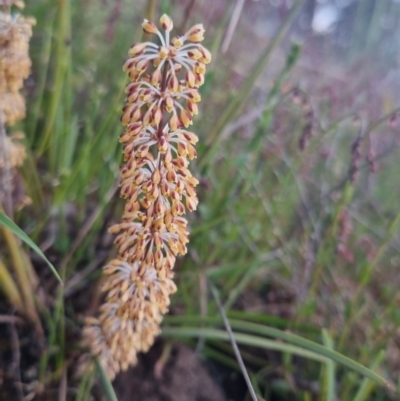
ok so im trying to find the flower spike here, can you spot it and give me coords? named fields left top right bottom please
left=82, top=15, right=211, bottom=379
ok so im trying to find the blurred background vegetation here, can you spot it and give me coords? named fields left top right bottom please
left=1, top=0, right=400, bottom=400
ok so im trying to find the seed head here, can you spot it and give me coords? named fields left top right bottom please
left=0, top=9, right=35, bottom=125
left=0, top=2, right=33, bottom=213
left=82, top=15, right=210, bottom=379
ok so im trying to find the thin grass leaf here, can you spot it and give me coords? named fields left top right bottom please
left=352, top=351, right=385, bottom=401
left=249, top=372, right=265, bottom=401
left=321, top=329, right=335, bottom=401
left=212, top=339, right=268, bottom=367
left=39, top=287, right=65, bottom=380
left=1, top=225, right=40, bottom=326
left=211, top=285, right=258, bottom=401
left=76, top=368, right=95, bottom=401
left=226, top=310, right=319, bottom=333
left=0, top=258, right=24, bottom=311
left=38, top=0, right=71, bottom=158
left=162, top=317, right=389, bottom=387
left=162, top=326, right=328, bottom=362
left=27, top=9, right=55, bottom=143
left=0, top=212, right=63, bottom=284
left=61, top=115, right=79, bottom=175
left=95, top=357, right=119, bottom=401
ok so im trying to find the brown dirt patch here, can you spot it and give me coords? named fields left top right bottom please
left=113, top=343, right=227, bottom=401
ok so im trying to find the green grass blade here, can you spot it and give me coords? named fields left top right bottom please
left=76, top=368, right=95, bottom=401
left=162, top=317, right=389, bottom=387
left=211, top=285, right=258, bottom=401
left=38, top=0, right=71, bottom=157
left=27, top=8, right=55, bottom=144
left=95, top=357, right=119, bottom=401
left=321, top=329, right=335, bottom=401
left=39, top=287, right=64, bottom=380
left=61, top=114, right=79, bottom=174
left=352, top=351, right=385, bottom=401
left=226, top=310, right=319, bottom=333
left=0, top=212, right=63, bottom=284
left=0, top=258, right=24, bottom=311
left=163, top=327, right=328, bottom=362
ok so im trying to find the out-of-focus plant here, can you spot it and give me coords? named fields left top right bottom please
left=0, top=0, right=39, bottom=327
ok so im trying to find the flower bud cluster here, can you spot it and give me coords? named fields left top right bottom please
left=82, top=15, right=210, bottom=379
left=0, top=4, right=35, bottom=126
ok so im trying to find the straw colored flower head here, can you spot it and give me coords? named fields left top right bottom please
left=0, top=7, right=35, bottom=125
left=82, top=15, right=210, bottom=379
left=0, top=1, right=32, bottom=205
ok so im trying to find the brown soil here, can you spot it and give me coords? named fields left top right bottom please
left=113, top=343, right=227, bottom=401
